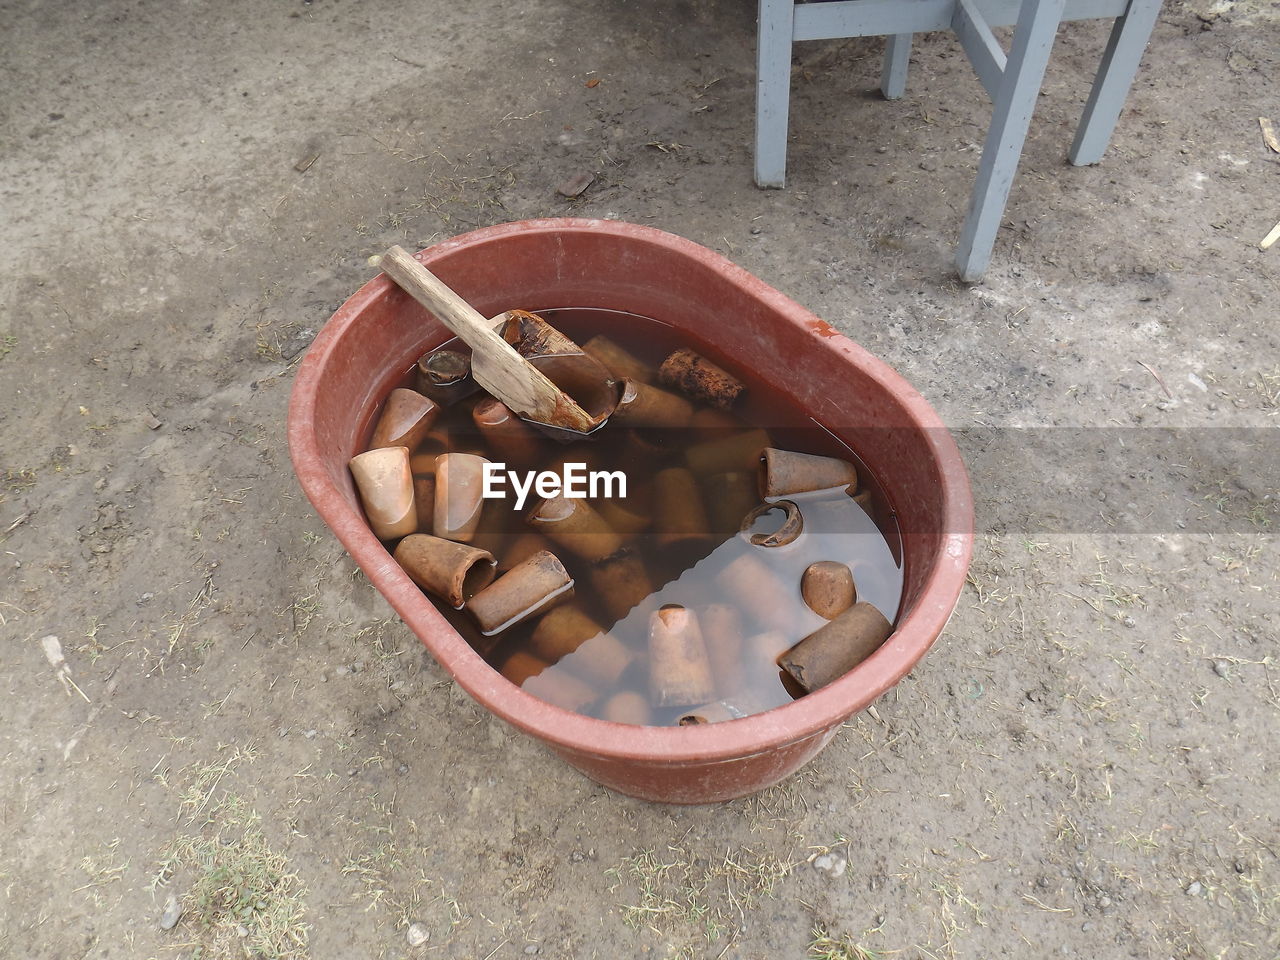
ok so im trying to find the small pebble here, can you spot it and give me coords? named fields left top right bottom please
left=1235, top=861, right=1246, bottom=874
left=1212, top=659, right=1230, bottom=678
left=407, top=922, right=430, bottom=947
left=303, top=729, right=318, bottom=739
left=876, top=145, right=888, bottom=154
left=1098, top=895, right=1112, bottom=908
left=556, top=172, right=595, bottom=198
left=159, top=894, right=183, bottom=930
left=1186, top=880, right=1203, bottom=896
left=524, top=946, right=540, bottom=955
left=569, top=851, right=585, bottom=863
left=397, top=762, right=409, bottom=774
left=236, top=923, right=249, bottom=938
left=812, top=853, right=847, bottom=877
left=1081, top=921, right=1094, bottom=932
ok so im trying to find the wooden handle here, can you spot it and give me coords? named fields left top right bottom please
left=380, top=245, right=511, bottom=356
left=379, top=245, right=597, bottom=432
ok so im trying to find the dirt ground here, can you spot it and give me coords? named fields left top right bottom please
left=2, top=0, right=1278, bottom=957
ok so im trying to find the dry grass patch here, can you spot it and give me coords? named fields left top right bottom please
left=151, top=795, right=308, bottom=960
left=607, top=842, right=792, bottom=947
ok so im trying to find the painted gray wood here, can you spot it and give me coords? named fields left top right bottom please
left=1069, top=0, right=1162, bottom=165
left=951, top=0, right=1008, bottom=100
left=955, top=0, right=1069, bottom=281
left=881, top=33, right=912, bottom=99
left=755, top=0, right=796, bottom=188
left=793, top=0, right=1125, bottom=41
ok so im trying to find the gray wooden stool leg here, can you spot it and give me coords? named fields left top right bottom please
left=1069, top=0, right=1162, bottom=166
left=755, top=0, right=795, bottom=188
left=881, top=34, right=912, bottom=100
left=955, top=0, right=1067, bottom=282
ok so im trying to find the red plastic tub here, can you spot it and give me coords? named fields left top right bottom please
left=288, top=219, right=973, bottom=803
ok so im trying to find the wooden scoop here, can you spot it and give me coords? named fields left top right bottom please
left=379, top=245, right=616, bottom=434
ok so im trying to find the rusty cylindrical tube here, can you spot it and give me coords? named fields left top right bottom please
left=412, top=473, right=436, bottom=533
left=500, top=650, right=548, bottom=686
left=595, top=498, right=651, bottom=538
left=690, top=406, right=744, bottom=439
left=499, top=532, right=554, bottom=572
left=652, top=467, right=710, bottom=549
left=703, top=471, right=761, bottom=536
left=349, top=446, right=417, bottom=541
left=435, top=452, right=490, bottom=542
left=393, top=534, right=495, bottom=608
left=779, top=602, right=894, bottom=693
left=761, top=448, right=858, bottom=497
left=677, top=699, right=753, bottom=725
left=529, top=603, right=635, bottom=687
left=659, top=348, right=745, bottom=409
left=369, top=387, right=440, bottom=451
left=601, top=690, right=653, bottom=725
left=499, top=652, right=605, bottom=713
left=715, top=550, right=796, bottom=634
left=409, top=432, right=449, bottom=475
left=583, top=334, right=655, bottom=383
left=611, top=379, right=694, bottom=428
left=415, top=348, right=477, bottom=405
left=471, top=396, right=544, bottom=468
left=467, top=549, right=575, bottom=635
left=590, top=550, right=655, bottom=623
left=625, top=427, right=674, bottom=460
left=701, top=603, right=745, bottom=696
left=685, top=429, right=771, bottom=476
left=648, top=605, right=716, bottom=708
left=527, top=494, right=623, bottom=562
left=528, top=603, right=607, bottom=663
left=523, top=667, right=601, bottom=713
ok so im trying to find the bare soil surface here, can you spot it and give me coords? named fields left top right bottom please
left=2, top=1, right=1277, bottom=958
